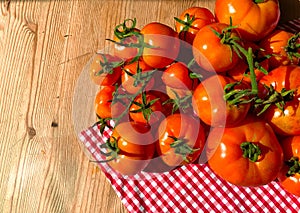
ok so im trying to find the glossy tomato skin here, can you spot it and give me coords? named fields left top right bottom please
left=259, top=65, right=300, bottom=135
left=157, top=113, right=206, bottom=167
left=162, top=62, right=193, bottom=90
left=215, top=0, right=280, bottom=41
left=107, top=122, right=156, bottom=176
left=94, top=86, right=114, bottom=119
left=121, top=59, right=155, bottom=94
left=89, top=53, right=122, bottom=86
left=278, top=136, right=300, bottom=197
left=207, top=117, right=283, bottom=187
left=113, top=28, right=140, bottom=61
left=259, top=30, right=300, bottom=69
left=192, top=75, right=250, bottom=127
left=192, top=23, right=240, bottom=73
left=175, top=7, right=215, bottom=44
left=140, top=22, right=180, bottom=68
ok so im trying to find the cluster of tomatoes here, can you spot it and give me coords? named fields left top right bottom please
left=89, top=0, right=300, bottom=196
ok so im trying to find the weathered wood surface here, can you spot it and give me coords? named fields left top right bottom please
left=0, top=0, right=298, bottom=212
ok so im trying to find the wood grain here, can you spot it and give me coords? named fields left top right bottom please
left=0, top=0, right=298, bottom=213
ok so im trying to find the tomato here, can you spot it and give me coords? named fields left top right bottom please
left=278, top=136, right=300, bottom=197
left=175, top=7, right=215, bottom=44
left=112, top=18, right=141, bottom=60
left=157, top=113, right=206, bottom=167
left=162, top=62, right=193, bottom=90
left=89, top=53, right=122, bottom=86
left=140, top=22, right=180, bottom=68
left=102, top=121, right=155, bottom=176
left=129, top=92, right=163, bottom=125
left=192, top=74, right=250, bottom=127
left=207, top=117, right=283, bottom=187
left=192, top=23, right=241, bottom=73
left=215, top=0, right=280, bottom=41
left=258, top=65, right=300, bottom=135
left=121, top=59, right=155, bottom=94
left=94, top=86, right=115, bottom=119
left=259, top=30, right=300, bottom=69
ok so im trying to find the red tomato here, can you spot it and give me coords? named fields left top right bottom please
left=258, top=65, right=300, bottom=135
left=192, top=75, right=250, bottom=127
left=129, top=92, right=163, bottom=125
left=175, top=7, right=215, bottom=44
left=207, top=117, right=283, bottom=186
left=192, top=23, right=241, bottom=73
left=215, top=0, right=280, bottom=41
left=157, top=113, right=206, bottom=167
left=121, top=59, right=155, bottom=94
left=112, top=18, right=141, bottom=60
left=94, top=86, right=115, bottom=119
left=162, top=62, right=193, bottom=90
left=259, top=30, right=300, bottom=69
left=278, top=136, right=300, bottom=197
left=140, top=22, right=180, bottom=68
left=103, top=121, right=155, bottom=176
left=89, top=53, right=122, bottom=86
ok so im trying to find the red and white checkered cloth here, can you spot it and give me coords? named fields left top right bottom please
left=78, top=20, right=300, bottom=213
left=79, top=124, right=300, bottom=213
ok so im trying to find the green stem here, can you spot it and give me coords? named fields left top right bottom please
left=231, top=41, right=258, bottom=95
left=286, top=156, right=300, bottom=177
left=169, top=136, right=199, bottom=163
left=240, top=142, right=261, bottom=162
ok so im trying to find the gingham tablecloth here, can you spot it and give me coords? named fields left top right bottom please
left=78, top=20, right=300, bottom=213
left=79, top=124, right=300, bottom=213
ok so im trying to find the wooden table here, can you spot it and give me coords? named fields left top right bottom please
left=0, top=0, right=298, bottom=212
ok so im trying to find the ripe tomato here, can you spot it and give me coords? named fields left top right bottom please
left=103, top=121, right=155, bottom=176
left=258, top=65, right=300, bottom=135
left=162, top=62, right=194, bottom=90
left=207, top=117, right=283, bottom=187
left=94, top=86, right=115, bottom=119
left=192, top=75, right=250, bottom=127
left=121, top=59, right=155, bottom=94
left=215, top=0, right=280, bottom=41
left=89, top=53, right=122, bottom=86
left=140, top=22, right=180, bottom=68
left=112, top=18, right=141, bottom=60
left=259, top=30, right=300, bottom=69
left=278, top=135, right=300, bottom=197
left=175, top=7, right=215, bottom=44
left=157, top=113, right=206, bottom=167
left=129, top=92, right=163, bottom=125
left=192, top=23, right=241, bottom=73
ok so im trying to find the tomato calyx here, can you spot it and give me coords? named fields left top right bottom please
left=163, top=90, right=193, bottom=114
left=254, top=0, right=266, bottom=4
left=94, top=115, right=114, bottom=134
left=169, top=135, right=199, bottom=163
left=255, top=85, right=295, bottom=116
left=123, top=61, right=154, bottom=87
left=130, top=92, right=160, bottom=123
left=240, top=142, right=261, bottom=162
left=224, top=81, right=253, bottom=106
left=95, top=54, right=124, bottom=76
left=285, top=32, right=300, bottom=62
left=285, top=156, right=300, bottom=177
left=92, top=136, right=120, bottom=163
left=174, top=13, right=196, bottom=32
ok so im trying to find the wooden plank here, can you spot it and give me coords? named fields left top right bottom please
left=0, top=0, right=298, bottom=213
